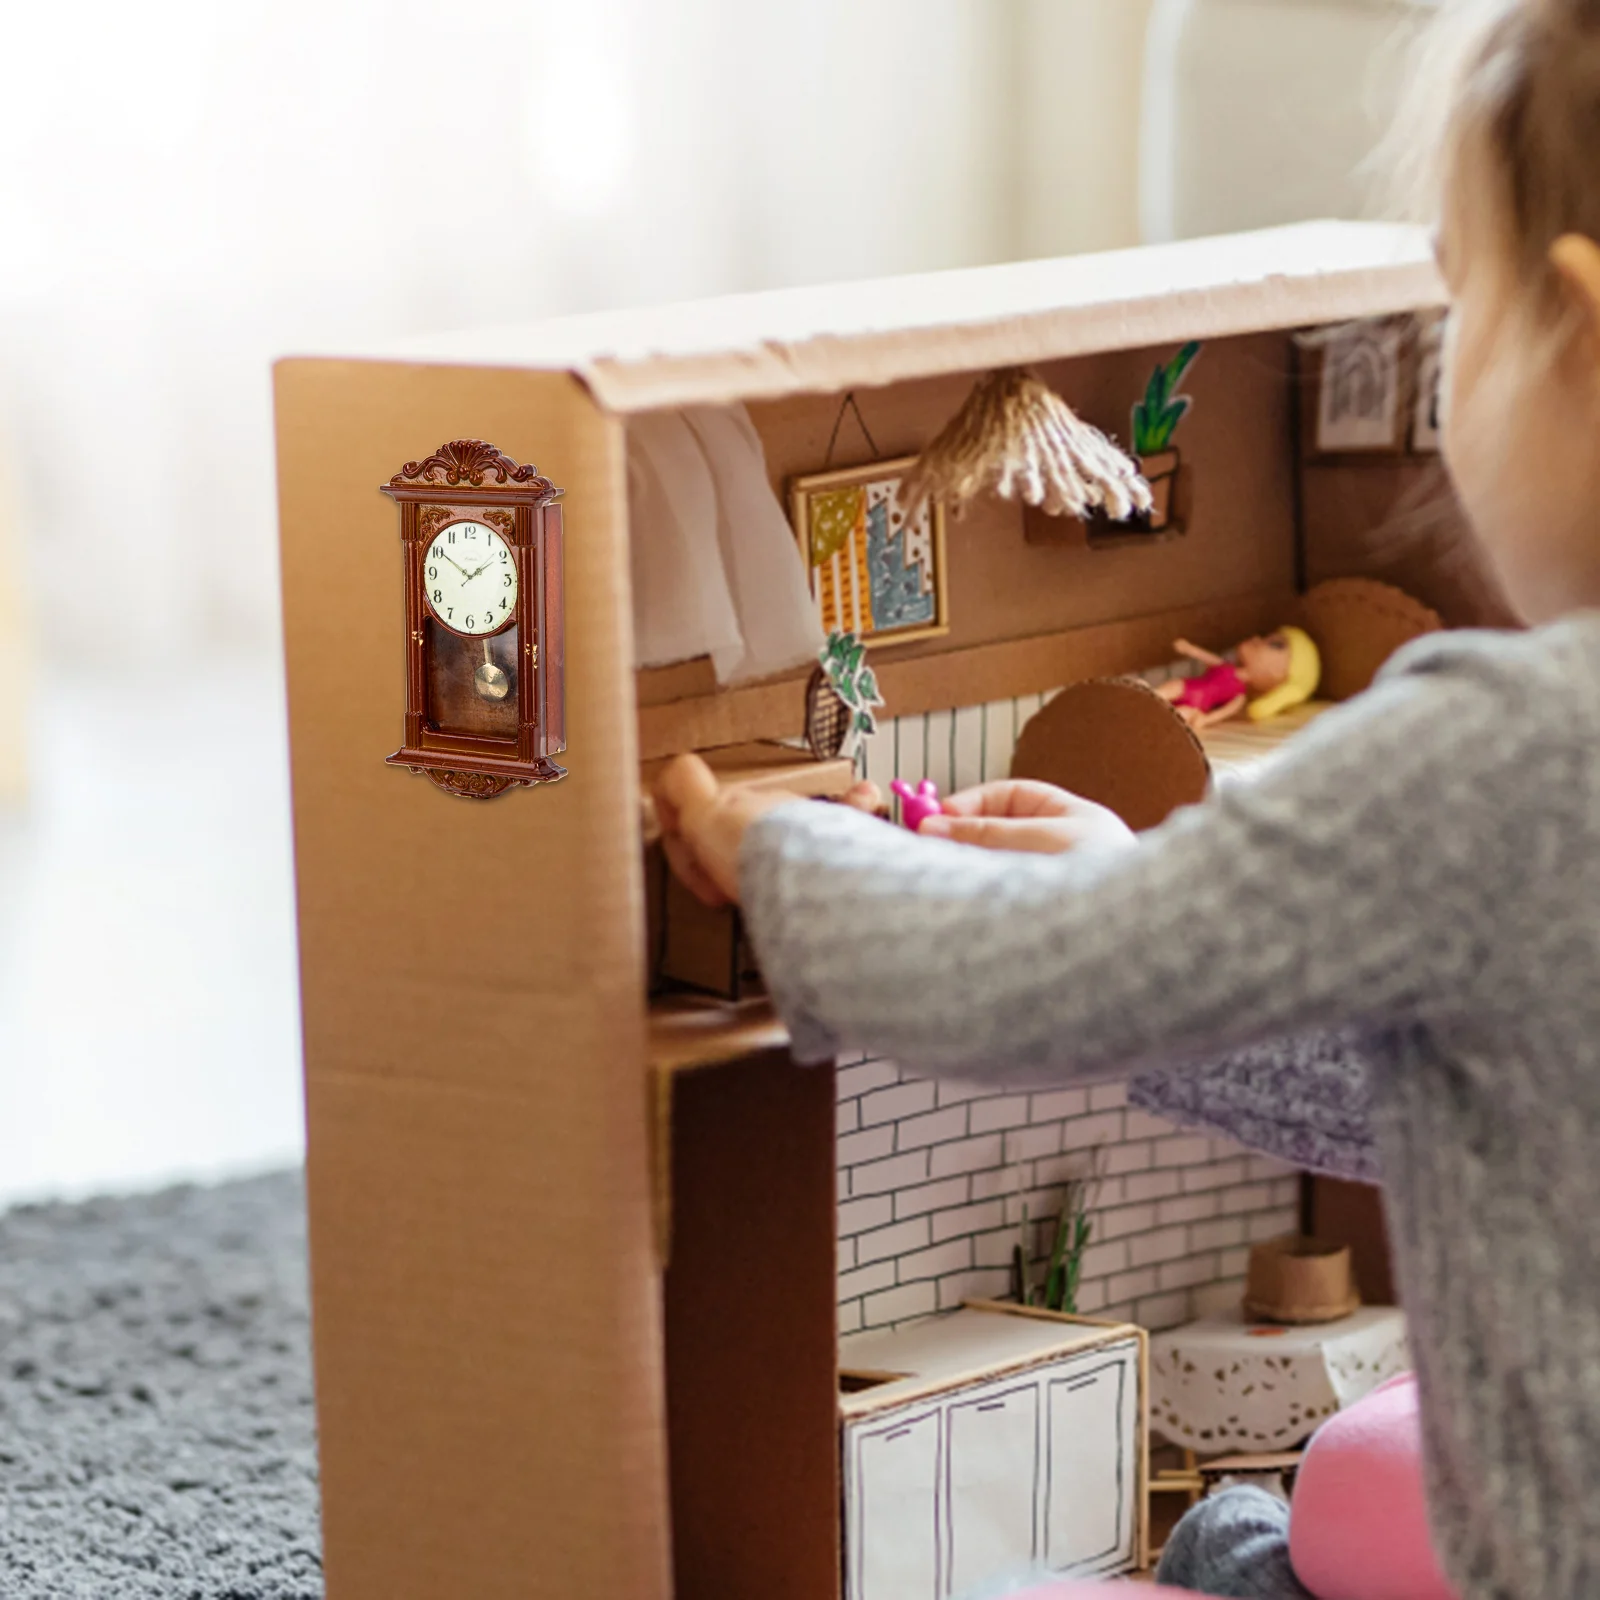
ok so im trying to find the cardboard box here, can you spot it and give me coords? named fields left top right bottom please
left=272, top=222, right=1480, bottom=1599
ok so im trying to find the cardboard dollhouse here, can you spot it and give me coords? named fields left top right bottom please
left=272, top=221, right=1487, bottom=1600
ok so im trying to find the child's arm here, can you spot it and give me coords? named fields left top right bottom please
left=713, top=629, right=1560, bottom=1080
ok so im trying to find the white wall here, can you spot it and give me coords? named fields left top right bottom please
left=0, top=0, right=1427, bottom=671
left=0, top=0, right=1033, bottom=671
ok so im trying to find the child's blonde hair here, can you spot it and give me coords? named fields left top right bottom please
left=1405, top=0, right=1600, bottom=322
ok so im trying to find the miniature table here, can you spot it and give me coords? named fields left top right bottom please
left=1149, top=1306, right=1409, bottom=1454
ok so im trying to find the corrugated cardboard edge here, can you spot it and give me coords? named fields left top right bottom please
left=1294, top=576, right=1443, bottom=701
left=320, top=223, right=1443, bottom=415
left=1011, top=677, right=1211, bottom=832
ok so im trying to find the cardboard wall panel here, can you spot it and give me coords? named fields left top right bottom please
left=747, top=331, right=1299, bottom=671
left=664, top=1054, right=840, bottom=1600
left=1300, top=459, right=1517, bottom=628
left=274, top=360, right=669, bottom=1600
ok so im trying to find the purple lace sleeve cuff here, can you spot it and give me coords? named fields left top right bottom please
left=1128, top=1029, right=1381, bottom=1184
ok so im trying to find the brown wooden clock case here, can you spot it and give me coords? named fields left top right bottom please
left=382, top=439, right=567, bottom=799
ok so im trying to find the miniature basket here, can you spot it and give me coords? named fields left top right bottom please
left=1244, top=1235, right=1361, bottom=1325
left=804, top=666, right=853, bottom=761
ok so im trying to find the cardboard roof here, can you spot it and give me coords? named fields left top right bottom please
left=324, top=222, right=1441, bottom=414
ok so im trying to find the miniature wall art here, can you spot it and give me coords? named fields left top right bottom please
left=1312, top=319, right=1408, bottom=455
left=789, top=458, right=949, bottom=647
left=380, top=440, right=566, bottom=799
left=1156, top=627, right=1321, bottom=731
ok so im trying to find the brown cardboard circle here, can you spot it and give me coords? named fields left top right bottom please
left=1010, top=678, right=1211, bottom=832
left=1295, top=578, right=1442, bottom=702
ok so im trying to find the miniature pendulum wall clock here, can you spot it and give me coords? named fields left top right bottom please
left=381, top=440, right=566, bottom=799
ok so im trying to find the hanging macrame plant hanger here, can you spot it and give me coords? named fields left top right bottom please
left=898, top=367, right=1153, bottom=525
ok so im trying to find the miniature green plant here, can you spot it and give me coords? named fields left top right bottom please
left=1013, top=1144, right=1104, bottom=1316
left=1131, top=340, right=1201, bottom=457
left=819, top=630, right=883, bottom=739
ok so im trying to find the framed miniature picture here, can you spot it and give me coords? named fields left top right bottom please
left=1313, top=319, right=1408, bottom=454
left=788, top=456, right=949, bottom=647
left=1412, top=317, right=1444, bottom=453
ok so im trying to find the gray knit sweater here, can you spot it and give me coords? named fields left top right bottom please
left=740, top=617, right=1600, bottom=1600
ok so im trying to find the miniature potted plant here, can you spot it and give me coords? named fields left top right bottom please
left=806, top=630, right=883, bottom=760
left=1129, top=340, right=1200, bottom=532
left=1013, top=1144, right=1104, bottom=1316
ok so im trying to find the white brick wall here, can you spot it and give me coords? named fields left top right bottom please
left=837, top=1057, right=1301, bottom=1335
left=836, top=679, right=1301, bottom=1338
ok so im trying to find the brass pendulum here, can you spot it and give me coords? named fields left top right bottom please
left=474, top=637, right=511, bottom=702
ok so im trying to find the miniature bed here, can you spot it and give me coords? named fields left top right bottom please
left=272, top=221, right=1502, bottom=1600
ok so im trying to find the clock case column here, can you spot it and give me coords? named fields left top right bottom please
left=382, top=456, right=567, bottom=800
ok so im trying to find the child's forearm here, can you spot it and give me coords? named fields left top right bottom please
left=739, top=634, right=1528, bottom=1085
left=741, top=797, right=1345, bottom=1082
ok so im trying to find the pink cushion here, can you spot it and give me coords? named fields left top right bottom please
left=1289, top=1373, right=1457, bottom=1600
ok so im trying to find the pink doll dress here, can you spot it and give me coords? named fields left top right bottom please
left=1174, top=661, right=1247, bottom=714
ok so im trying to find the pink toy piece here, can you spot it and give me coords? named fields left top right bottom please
left=1289, top=1372, right=1457, bottom=1600
left=890, top=777, right=945, bottom=833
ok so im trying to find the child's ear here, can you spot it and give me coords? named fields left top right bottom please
left=1549, top=234, right=1600, bottom=365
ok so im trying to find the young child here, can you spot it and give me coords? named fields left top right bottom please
left=654, top=2, right=1600, bottom=1595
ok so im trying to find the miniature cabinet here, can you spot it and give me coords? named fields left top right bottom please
left=841, top=1306, right=1146, bottom=1599
left=272, top=222, right=1483, bottom=1600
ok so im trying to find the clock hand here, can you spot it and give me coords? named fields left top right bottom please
left=438, top=551, right=472, bottom=579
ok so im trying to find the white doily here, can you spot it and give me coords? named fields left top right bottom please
left=1150, top=1306, right=1410, bottom=1453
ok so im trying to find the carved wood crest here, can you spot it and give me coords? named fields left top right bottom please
left=392, top=440, right=556, bottom=493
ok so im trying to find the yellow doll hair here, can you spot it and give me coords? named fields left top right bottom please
left=1247, top=626, right=1321, bottom=722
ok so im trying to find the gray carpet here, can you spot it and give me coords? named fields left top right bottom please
left=0, top=1172, right=322, bottom=1598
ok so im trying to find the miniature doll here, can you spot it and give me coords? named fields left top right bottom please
left=1156, top=626, right=1321, bottom=730
left=889, top=778, right=944, bottom=833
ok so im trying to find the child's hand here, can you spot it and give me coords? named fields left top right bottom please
left=918, top=780, right=1138, bottom=856
left=653, top=760, right=883, bottom=907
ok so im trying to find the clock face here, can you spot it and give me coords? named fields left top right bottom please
left=422, top=520, right=518, bottom=636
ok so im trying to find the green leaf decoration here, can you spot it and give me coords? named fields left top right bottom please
left=820, top=631, right=884, bottom=747
left=1132, top=340, right=1202, bottom=456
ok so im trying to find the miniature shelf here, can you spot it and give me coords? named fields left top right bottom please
left=647, top=993, right=790, bottom=1076
left=639, top=741, right=857, bottom=844
left=1200, top=702, right=1328, bottom=785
